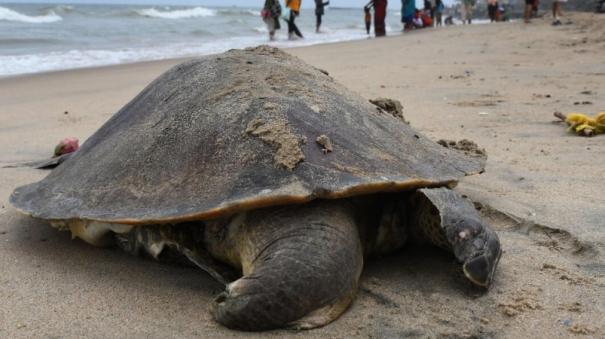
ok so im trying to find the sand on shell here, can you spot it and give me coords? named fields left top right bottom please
left=245, top=116, right=305, bottom=170
left=0, top=12, right=604, bottom=338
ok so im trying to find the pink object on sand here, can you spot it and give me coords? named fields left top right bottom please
left=54, top=137, right=79, bottom=156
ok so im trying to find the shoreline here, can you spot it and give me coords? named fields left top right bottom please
left=0, top=19, right=484, bottom=81
left=0, top=3, right=395, bottom=79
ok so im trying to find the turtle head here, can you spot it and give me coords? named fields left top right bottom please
left=430, top=204, right=501, bottom=288
left=412, top=188, right=502, bottom=288
left=455, top=218, right=502, bottom=288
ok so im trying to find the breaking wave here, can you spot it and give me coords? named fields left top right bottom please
left=0, top=6, right=62, bottom=23
left=42, top=5, right=75, bottom=14
left=218, top=8, right=259, bottom=16
left=136, top=7, right=216, bottom=19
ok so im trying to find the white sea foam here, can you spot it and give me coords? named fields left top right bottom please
left=0, top=28, right=374, bottom=77
left=136, top=7, right=216, bottom=19
left=218, top=8, right=259, bottom=16
left=450, top=18, right=493, bottom=25
left=46, top=5, right=74, bottom=14
left=0, top=5, right=410, bottom=77
left=253, top=25, right=268, bottom=33
left=0, top=6, right=62, bottom=23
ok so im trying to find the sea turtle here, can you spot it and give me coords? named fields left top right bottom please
left=10, top=46, right=501, bottom=331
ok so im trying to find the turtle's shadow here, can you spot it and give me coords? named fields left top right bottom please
left=362, top=244, right=481, bottom=295
left=3, top=210, right=492, bottom=337
left=5, top=211, right=222, bottom=295
left=6, top=211, right=481, bottom=309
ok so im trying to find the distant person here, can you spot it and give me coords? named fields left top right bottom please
left=315, top=0, right=330, bottom=33
left=487, top=0, right=498, bottom=22
left=424, top=0, right=434, bottom=22
left=412, top=9, right=432, bottom=28
left=285, top=0, right=303, bottom=39
left=430, top=0, right=436, bottom=21
left=364, top=2, right=373, bottom=34
left=597, top=0, right=605, bottom=13
left=499, top=4, right=510, bottom=21
left=524, top=0, right=533, bottom=23
left=461, top=0, right=475, bottom=24
left=421, top=9, right=433, bottom=27
left=373, top=0, right=387, bottom=37
left=434, top=0, right=444, bottom=26
left=261, top=0, right=281, bottom=40
left=531, top=0, right=539, bottom=18
left=401, top=0, right=415, bottom=31
left=412, top=10, right=423, bottom=28
left=424, top=0, right=432, bottom=13
left=552, top=0, right=567, bottom=25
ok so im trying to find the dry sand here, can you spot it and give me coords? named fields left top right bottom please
left=1, top=12, right=604, bottom=338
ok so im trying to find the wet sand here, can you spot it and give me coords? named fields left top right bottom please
left=1, top=12, right=604, bottom=338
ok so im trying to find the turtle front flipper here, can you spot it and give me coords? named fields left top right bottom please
left=206, top=201, right=363, bottom=331
left=411, top=187, right=501, bottom=287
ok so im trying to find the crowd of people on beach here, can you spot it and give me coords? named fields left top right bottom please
left=262, top=0, right=451, bottom=40
left=262, top=0, right=329, bottom=40
left=261, top=0, right=572, bottom=40
left=524, top=0, right=569, bottom=26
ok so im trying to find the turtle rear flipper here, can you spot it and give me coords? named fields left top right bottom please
left=115, top=224, right=238, bottom=285
left=411, top=187, right=502, bottom=287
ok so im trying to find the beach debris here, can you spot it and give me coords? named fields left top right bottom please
left=437, top=139, right=487, bottom=160
left=316, top=68, right=329, bottom=76
left=2, top=152, right=74, bottom=170
left=3, top=137, right=81, bottom=169
left=315, top=134, right=333, bottom=154
left=554, top=111, right=605, bottom=136
left=573, top=101, right=592, bottom=105
left=32, top=153, right=74, bottom=169
left=54, top=137, right=79, bottom=157
left=369, top=97, right=408, bottom=124
left=449, top=70, right=473, bottom=79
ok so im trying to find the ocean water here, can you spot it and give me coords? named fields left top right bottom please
left=0, top=3, right=414, bottom=77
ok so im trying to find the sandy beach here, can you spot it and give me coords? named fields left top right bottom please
left=1, top=12, right=604, bottom=338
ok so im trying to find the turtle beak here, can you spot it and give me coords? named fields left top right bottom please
left=414, top=188, right=503, bottom=288
left=460, top=226, right=502, bottom=288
